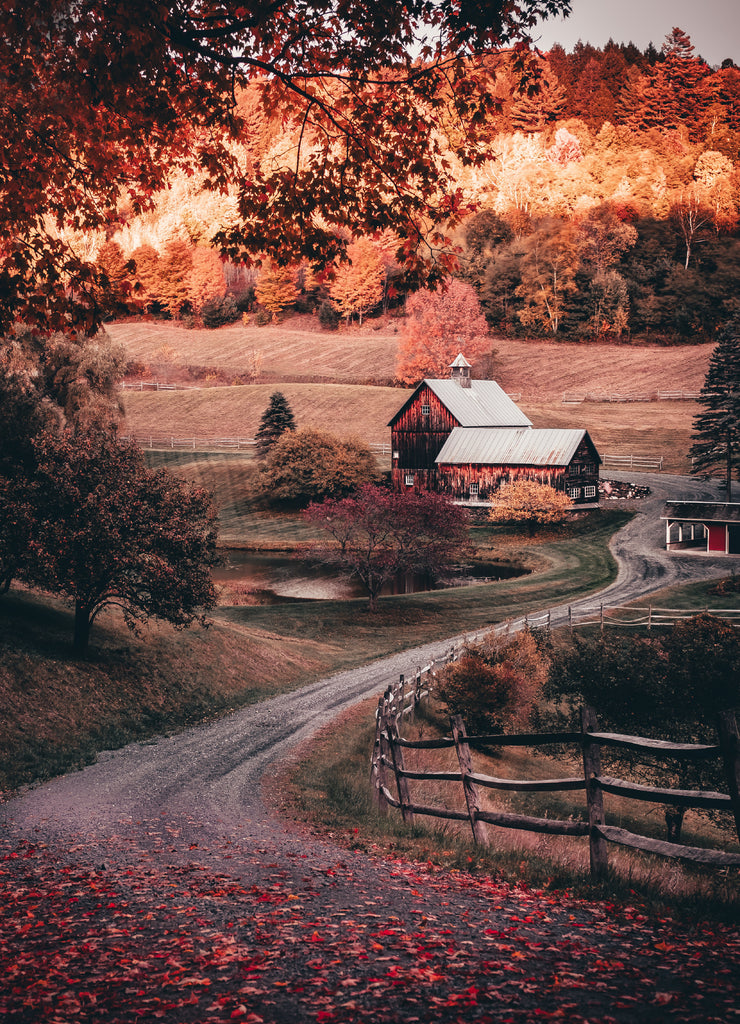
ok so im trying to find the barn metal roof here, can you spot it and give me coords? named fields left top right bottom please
left=662, top=501, right=740, bottom=523
left=423, top=379, right=533, bottom=428
left=435, top=427, right=593, bottom=467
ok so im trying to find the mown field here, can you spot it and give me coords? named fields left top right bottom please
left=112, top=317, right=712, bottom=474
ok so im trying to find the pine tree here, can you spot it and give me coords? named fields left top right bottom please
left=690, top=325, right=740, bottom=500
left=188, top=245, right=226, bottom=312
left=255, top=391, right=297, bottom=457
left=131, top=244, right=162, bottom=311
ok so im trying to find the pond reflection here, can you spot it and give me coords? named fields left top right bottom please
left=213, top=551, right=527, bottom=605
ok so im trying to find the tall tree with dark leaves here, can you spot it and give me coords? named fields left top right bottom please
left=690, top=324, right=740, bottom=500
left=23, top=430, right=219, bottom=653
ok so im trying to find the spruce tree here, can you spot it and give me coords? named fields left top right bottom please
left=690, top=324, right=740, bottom=500
left=255, top=392, right=296, bottom=457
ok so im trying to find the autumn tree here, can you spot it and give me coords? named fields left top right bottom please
left=436, top=629, right=549, bottom=733
left=254, top=259, right=298, bottom=320
left=131, top=244, right=163, bottom=312
left=545, top=616, right=740, bottom=840
left=256, top=429, right=380, bottom=507
left=188, top=246, right=226, bottom=313
left=396, top=278, right=492, bottom=384
left=515, top=217, right=580, bottom=336
left=690, top=325, right=740, bottom=500
left=0, top=1, right=569, bottom=333
left=255, top=392, right=297, bottom=457
left=22, top=429, right=219, bottom=653
left=329, top=237, right=386, bottom=325
left=488, top=479, right=572, bottom=534
left=304, top=485, right=470, bottom=610
left=155, top=239, right=194, bottom=317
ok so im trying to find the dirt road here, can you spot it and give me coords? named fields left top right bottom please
left=2, top=472, right=738, bottom=1023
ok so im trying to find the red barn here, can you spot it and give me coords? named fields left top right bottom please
left=388, top=355, right=601, bottom=506
left=662, top=502, right=740, bottom=554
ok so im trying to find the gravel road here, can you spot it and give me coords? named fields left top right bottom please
left=3, top=472, right=738, bottom=1024
left=5, top=472, right=732, bottom=862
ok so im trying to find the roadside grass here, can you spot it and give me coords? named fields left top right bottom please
left=0, top=509, right=626, bottom=798
left=280, top=603, right=740, bottom=920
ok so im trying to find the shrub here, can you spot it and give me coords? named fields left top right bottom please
left=318, top=300, right=340, bottom=330
left=201, top=294, right=240, bottom=328
left=436, top=630, right=549, bottom=734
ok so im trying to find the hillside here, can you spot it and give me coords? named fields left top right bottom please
left=109, top=319, right=714, bottom=400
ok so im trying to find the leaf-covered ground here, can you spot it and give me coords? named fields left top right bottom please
left=2, top=824, right=738, bottom=1024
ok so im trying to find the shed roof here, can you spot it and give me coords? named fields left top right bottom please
left=661, top=501, right=740, bottom=523
left=435, top=426, right=595, bottom=467
left=388, top=378, right=532, bottom=429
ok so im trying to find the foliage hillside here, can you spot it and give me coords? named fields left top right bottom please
left=85, top=29, right=740, bottom=345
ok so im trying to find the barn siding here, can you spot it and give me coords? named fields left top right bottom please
left=391, top=385, right=460, bottom=489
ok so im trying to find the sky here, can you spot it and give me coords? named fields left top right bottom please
left=530, top=0, right=740, bottom=68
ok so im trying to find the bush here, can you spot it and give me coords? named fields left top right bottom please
left=436, top=630, right=549, bottom=734
left=200, top=294, right=240, bottom=328
left=253, top=306, right=273, bottom=326
left=231, top=286, right=255, bottom=312
left=256, top=428, right=380, bottom=507
left=318, top=300, right=340, bottom=330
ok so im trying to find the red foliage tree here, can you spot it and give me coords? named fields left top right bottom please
left=396, top=278, right=492, bottom=384
left=305, top=485, right=470, bottom=610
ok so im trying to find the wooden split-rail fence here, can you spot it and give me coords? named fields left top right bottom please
left=370, top=665, right=740, bottom=879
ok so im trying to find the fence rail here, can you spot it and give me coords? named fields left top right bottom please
left=121, top=433, right=392, bottom=457
left=563, top=390, right=700, bottom=404
left=602, top=453, right=664, bottom=471
left=371, top=687, right=740, bottom=877
left=501, top=604, right=740, bottom=634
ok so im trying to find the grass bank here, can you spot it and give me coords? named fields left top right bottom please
left=1, top=509, right=626, bottom=795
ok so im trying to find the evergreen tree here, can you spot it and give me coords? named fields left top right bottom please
left=255, top=391, right=297, bottom=457
left=690, top=324, right=740, bottom=500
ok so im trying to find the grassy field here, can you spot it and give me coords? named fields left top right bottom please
left=112, top=316, right=712, bottom=474
left=1, top=510, right=627, bottom=794
left=108, top=316, right=713, bottom=400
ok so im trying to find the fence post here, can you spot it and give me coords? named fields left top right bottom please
left=581, top=706, right=608, bottom=881
left=451, top=714, right=489, bottom=847
left=600, top=604, right=604, bottom=633
left=370, top=697, right=388, bottom=815
left=399, top=674, right=407, bottom=721
left=717, top=710, right=740, bottom=845
left=647, top=605, right=652, bottom=632
left=386, top=716, right=415, bottom=826
left=568, top=606, right=573, bottom=633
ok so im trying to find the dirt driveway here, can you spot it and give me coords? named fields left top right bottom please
left=2, top=472, right=738, bottom=1023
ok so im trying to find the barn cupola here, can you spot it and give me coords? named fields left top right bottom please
left=450, top=353, right=472, bottom=388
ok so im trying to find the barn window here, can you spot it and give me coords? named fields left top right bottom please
left=393, top=450, right=399, bottom=460
left=584, top=485, right=596, bottom=498
left=421, top=403, right=430, bottom=415
left=469, top=482, right=479, bottom=498
left=569, top=487, right=580, bottom=499
left=405, top=473, right=415, bottom=486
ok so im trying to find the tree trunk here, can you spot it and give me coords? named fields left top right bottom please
left=73, top=601, right=92, bottom=654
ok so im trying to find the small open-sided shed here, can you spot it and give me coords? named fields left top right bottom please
left=662, top=501, right=740, bottom=555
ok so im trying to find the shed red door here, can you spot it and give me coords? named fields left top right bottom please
left=707, top=524, right=727, bottom=552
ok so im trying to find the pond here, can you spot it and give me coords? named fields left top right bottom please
left=213, top=551, right=528, bottom=605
